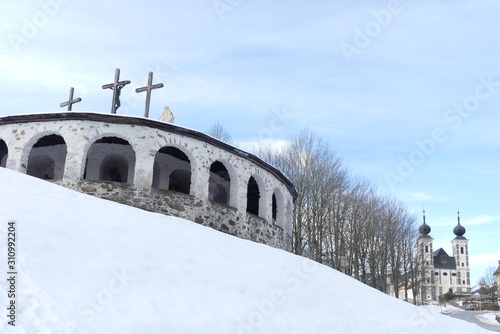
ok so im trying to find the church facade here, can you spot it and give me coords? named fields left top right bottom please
left=417, top=212, right=471, bottom=302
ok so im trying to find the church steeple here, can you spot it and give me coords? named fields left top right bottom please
left=418, top=210, right=431, bottom=236
left=453, top=209, right=466, bottom=238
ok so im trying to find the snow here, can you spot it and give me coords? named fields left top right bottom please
left=0, top=168, right=492, bottom=333
left=420, top=304, right=461, bottom=316
left=476, top=312, right=500, bottom=326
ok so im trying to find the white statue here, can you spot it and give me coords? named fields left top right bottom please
left=159, top=106, right=174, bottom=124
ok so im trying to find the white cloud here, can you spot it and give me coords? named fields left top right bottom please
left=406, top=192, right=450, bottom=202
left=465, top=215, right=496, bottom=225
left=470, top=252, right=500, bottom=265
left=235, top=138, right=289, bottom=154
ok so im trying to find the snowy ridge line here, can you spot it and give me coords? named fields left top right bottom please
left=0, top=168, right=492, bottom=333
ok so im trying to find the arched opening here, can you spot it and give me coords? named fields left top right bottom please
left=84, top=136, right=135, bottom=183
left=272, top=193, right=277, bottom=221
left=0, top=140, right=7, bottom=168
left=152, top=146, right=191, bottom=194
left=168, top=169, right=191, bottom=193
left=26, top=134, right=67, bottom=180
left=208, top=161, right=230, bottom=205
left=246, top=176, right=260, bottom=216
left=100, top=154, right=128, bottom=182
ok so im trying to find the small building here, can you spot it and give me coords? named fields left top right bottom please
left=494, top=260, right=500, bottom=306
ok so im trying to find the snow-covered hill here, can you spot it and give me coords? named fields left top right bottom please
left=0, top=168, right=491, bottom=333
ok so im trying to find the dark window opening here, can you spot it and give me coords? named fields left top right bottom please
left=27, top=155, right=56, bottom=179
left=246, top=176, right=260, bottom=216
left=168, top=169, right=191, bottom=194
left=100, top=154, right=128, bottom=182
left=208, top=161, right=230, bottom=205
left=84, top=136, right=135, bottom=183
left=152, top=147, right=191, bottom=194
left=27, top=134, right=67, bottom=180
left=158, top=147, right=190, bottom=162
left=95, top=137, right=130, bottom=145
left=0, top=140, right=7, bottom=168
left=272, top=193, right=277, bottom=221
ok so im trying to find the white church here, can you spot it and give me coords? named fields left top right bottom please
left=417, top=212, right=471, bottom=302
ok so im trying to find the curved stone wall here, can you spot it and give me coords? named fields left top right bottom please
left=0, top=112, right=296, bottom=251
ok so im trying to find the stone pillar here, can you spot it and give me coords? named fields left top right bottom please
left=63, top=135, right=88, bottom=180
left=134, top=148, right=156, bottom=188
left=191, top=159, right=210, bottom=200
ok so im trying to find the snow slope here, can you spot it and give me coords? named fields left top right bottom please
left=0, top=168, right=491, bottom=333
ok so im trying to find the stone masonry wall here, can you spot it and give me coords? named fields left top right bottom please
left=56, top=179, right=292, bottom=251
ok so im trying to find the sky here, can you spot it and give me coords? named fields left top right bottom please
left=0, top=0, right=499, bottom=285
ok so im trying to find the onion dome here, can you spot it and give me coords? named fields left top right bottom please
left=453, top=210, right=466, bottom=237
left=418, top=210, right=431, bottom=235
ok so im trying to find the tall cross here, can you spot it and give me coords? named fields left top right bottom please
left=59, top=87, right=82, bottom=111
left=135, top=71, right=164, bottom=118
left=102, top=68, right=131, bottom=114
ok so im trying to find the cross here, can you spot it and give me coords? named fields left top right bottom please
left=59, top=87, right=82, bottom=111
left=102, top=68, right=131, bottom=114
left=135, top=71, right=164, bottom=118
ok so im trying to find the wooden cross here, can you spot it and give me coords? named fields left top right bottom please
left=135, top=72, right=164, bottom=118
left=59, top=87, right=82, bottom=111
left=102, top=68, right=131, bottom=114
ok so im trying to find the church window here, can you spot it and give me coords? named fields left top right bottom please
left=152, top=146, right=191, bottom=195
left=27, top=134, right=67, bottom=180
left=462, top=263, right=464, bottom=267
left=208, top=161, right=230, bottom=205
left=440, top=256, right=447, bottom=264
left=84, top=136, right=135, bottom=183
left=460, top=247, right=464, bottom=254
left=246, top=176, right=260, bottom=216
left=425, top=246, right=429, bottom=253
left=0, top=139, right=7, bottom=167
left=443, top=272, right=448, bottom=276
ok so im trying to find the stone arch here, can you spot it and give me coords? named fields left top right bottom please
left=0, top=139, right=7, bottom=167
left=84, top=136, right=135, bottom=183
left=152, top=146, right=192, bottom=195
left=208, top=160, right=231, bottom=205
left=26, top=134, right=67, bottom=180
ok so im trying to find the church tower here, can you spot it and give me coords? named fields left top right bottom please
left=417, top=211, right=434, bottom=302
left=451, top=211, right=471, bottom=294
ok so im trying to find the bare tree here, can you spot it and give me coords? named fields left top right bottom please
left=207, top=121, right=233, bottom=144
left=478, top=266, right=498, bottom=305
left=254, top=127, right=419, bottom=297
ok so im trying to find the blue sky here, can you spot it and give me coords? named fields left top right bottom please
left=1, top=0, right=499, bottom=284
